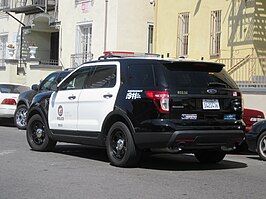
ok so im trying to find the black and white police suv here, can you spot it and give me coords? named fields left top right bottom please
left=26, top=51, right=245, bottom=167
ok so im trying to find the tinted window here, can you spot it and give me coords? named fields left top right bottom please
left=162, top=62, right=238, bottom=89
left=86, top=65, right=116, bottom=88
left=60, top=66, right=93, bottom=90
left=57, top=71, right=71, bottom=84
left=128, top=64, right=155, bottom=87
left=0, top=84, right=29, bottom=94
left=39, top=72, right=59, bottom=91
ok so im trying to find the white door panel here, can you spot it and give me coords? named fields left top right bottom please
left=77, top=87, right=119, bottom=132
left=77, top=62, right=120, bottom=132
left=48, top=90, right=81, bottom=131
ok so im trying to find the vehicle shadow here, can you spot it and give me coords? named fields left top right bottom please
left=139, top=153, right=247, bottom=171
left=0, top=118, right=15, bottom=127
left=53, top=144, right=247, bottom=171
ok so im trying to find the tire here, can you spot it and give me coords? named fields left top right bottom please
left=26, top=114, right=56, bottom=151
left=194, top=149, right=226, bottom=163
left=257, top=131, right=266, bottom=161
left=14, top=104, right=28, bottom=130
left=106, top=122, right=141, bottom=167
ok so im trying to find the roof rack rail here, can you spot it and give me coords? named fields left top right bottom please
left=98, top=54, right=122, bottom=60
left=98, top=51, right=161, bottom=60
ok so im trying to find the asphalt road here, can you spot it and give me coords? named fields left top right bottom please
left=0, top=124, right=266, bottom=199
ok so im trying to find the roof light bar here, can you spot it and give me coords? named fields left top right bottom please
left=103, top=51, right=161, bottom=58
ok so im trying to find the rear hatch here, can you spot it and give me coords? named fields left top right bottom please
left=159, top=61, right=242, bottom=129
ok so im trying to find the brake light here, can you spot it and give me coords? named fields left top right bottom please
left=1, top=98, right=16, bottom=105
left=145, top=91, right=170, bottom=113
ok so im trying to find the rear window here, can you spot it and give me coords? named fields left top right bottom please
left=127, top=64, right=155, bottom=87
left=0, top=84, right=30, bottom=94
left=161, top=62, right=238, bottom=89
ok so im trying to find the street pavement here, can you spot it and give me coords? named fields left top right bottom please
left=0, top=124, right=266, bottom=199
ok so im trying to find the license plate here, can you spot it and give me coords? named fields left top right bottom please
left=202, top=99, right=220, bottom=110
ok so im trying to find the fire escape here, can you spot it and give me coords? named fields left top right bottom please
left=0, top=0, right=59, bottom=72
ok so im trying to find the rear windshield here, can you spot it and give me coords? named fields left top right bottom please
left=0, top=84, right=30, bottom=94
left=161, top=62, right=238, bottom=89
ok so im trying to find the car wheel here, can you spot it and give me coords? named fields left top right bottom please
left=14, top=104, right=28, bottom=130
left=257, top=131, right=266, bottom=161
left=106, top=122, right=141, bottom=167
left=194, top=149, right=226, bottom=163
left=26, top=114, right=56, bottom=151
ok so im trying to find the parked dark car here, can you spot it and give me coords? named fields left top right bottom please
left=236, top=108, right=265, bottom=151
left=246, top=119, right=266, bottom=160
left=14, top=69, right=73, bottom=129
left=243, top=108, right=265, bottom=132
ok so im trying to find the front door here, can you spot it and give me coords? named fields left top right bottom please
left=48, top=66, right=92, bottom=132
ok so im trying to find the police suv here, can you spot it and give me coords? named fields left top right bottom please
left=26, top=52, right=245, bottom=167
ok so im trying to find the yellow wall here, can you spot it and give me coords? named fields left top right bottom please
left=154, top=0, right=264, bottom=61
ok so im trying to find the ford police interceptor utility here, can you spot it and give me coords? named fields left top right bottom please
left=26, top=52, right=245, bottom=167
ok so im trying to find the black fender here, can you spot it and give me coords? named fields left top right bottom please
left=26, top=91, right=53, bottom=138
left=17, top=98, right=30, bottom=109
left=100, top=107, right=136, bottom=144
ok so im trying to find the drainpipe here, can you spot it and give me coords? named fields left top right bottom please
left=45, top=0, right=48, bottom=13
left=104, top=0, right=108, bottom=52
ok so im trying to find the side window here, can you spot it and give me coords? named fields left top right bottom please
left=59, top=66, right=92, bottom=90
left=128, top=64, right=155, bottom=87
left=86, top=65, right=116, bottom=88
left=39, top=73, right=59, bottom=91
left=56, top=72, right=70, bottom=84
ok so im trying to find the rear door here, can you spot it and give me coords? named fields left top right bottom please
left=159, top=61, right=242, bottom=126
left=77, top=62, right=120, bottom=132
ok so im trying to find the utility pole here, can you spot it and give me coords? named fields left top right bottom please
left=104, top=0, right=108, bottom=52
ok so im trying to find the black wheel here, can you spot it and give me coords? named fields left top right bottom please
left=14, top=104, right=28, bottom=130
left=257, top=131, right=266, bottom=161
left=106, top=122, right=141, bottom=167
left=194, top=149, right=226, bottom=163
left=26, top=114, right=56, bottom=151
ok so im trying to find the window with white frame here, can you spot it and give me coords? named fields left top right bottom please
left=0, top=0, right=8, bottom=9
left=0, top=34, right=7, bottom=60
left=210, top=10, right=221, bottom=56
left=76, top=23, right=92, bottom=65
left=147, top=24, right=154, bottom=53
left=177, top=12, right=189, bottom=56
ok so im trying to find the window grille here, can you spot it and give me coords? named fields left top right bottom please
left=177, top=12, right=189, bottom=56
left=210, top=10, right=221, bottom=56
left=0, top=35, right=7, bottom=60
left=73, top=23, right=93, bottom=66
left=148, top=24, right=154, bottom=53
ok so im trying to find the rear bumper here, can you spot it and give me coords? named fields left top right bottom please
left=134, top=130, right=244, bottom=150
left=0, top=107, right=15, bottom=118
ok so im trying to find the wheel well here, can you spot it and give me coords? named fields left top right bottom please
left=17, top=101, right=27, bottom=108
left=257, top=130, right=266, bottom=145
left=27, top=110, right=42, bottom=123
left=102, top=115, right=134, bottom=140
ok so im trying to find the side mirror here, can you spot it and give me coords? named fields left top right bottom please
left=31, top=84, right=39, bottom=91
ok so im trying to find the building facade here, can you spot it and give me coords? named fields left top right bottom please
left=0, top=0, right=154, bottom=86
left=154, top=0, right=266, bottom=87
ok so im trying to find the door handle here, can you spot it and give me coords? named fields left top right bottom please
left=68, top=95, right=76, bottom=100
left=103, top=94, right=113, bottom=99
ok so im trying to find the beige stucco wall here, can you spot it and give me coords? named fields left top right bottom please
left=59, top=0, right=154, bottom=66
left=243, top=92, right=266, bottom=115
left=154, top=0, right=261, bottom=60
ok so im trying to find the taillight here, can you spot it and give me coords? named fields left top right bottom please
left=145, top=91, right=169, bottom=113
left=1, top=98, right=16, bottom=105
